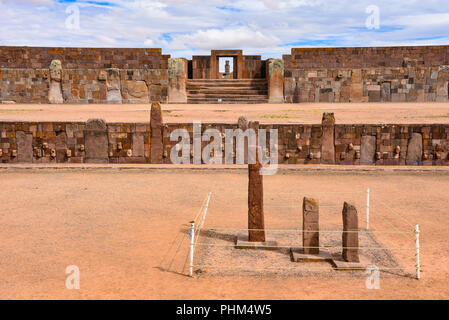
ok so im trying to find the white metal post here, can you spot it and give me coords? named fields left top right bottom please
left=200, top=192, right=212, bottom=229
left=189, top=221, right=195, bottom=277
left=415, top=224, right=420, bottom=280
left=366, top=188, right=370, bottom=230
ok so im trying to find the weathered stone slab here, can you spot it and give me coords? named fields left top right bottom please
left=290, top=248, right=332, bottom=262
left=123, top=80, right=149, bottom=104
left=303, top=197, right=319, bottom=255
left=150, top=102, right=163, bottom=163
left=132, top=132, right=145, bottom=157
left=342, top=202, right=359, bottom=263
left=16, top=131, right=33, bottom=162
left=235, top=233, right=276, bottom=250
left=84, top=119, right=109, bottom=163
left=248, top=143, right=265, bottom=242
left=267, top=58, right=284, bottom=103
left=321, top=112, right=335, bottom=164
left=48, top=60, right=63, bottom=104
left=360, top=135, right=376, bottom=165
left=168, top=58, right=188, bottom=103
left=106, top=68, right=122, bottom=104
left=406, top=133, right=423, bottom=165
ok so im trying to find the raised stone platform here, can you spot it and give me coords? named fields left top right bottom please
left=235, top=233, right=278, bottom=250
left=290, top=248, right=369, bottom=271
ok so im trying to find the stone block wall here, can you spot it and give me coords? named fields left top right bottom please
left=3, top=118, right=446, bottom=165
left=284, top=46, right=449, bottom=69
left=0, top=46, right=169, bottom=104
left=284, top=66, right=449, bottom=103
left=0, top=68, right=168, bottom=104
left=0, top=47, right=167, bottom=69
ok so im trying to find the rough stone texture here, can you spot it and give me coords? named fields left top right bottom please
left=16, top=131, right=33, bottom=163
left=132, top=132, right=145, bottom=157
left=0, top=46, right=166, bottom=69
left=302, top=197, right=319, bottom=255
left=248, top=159, right=265, bottom=242
left=0, top=121, right=448, bottom=165
left=321, top=112, right=335, bottom=164
left=84, top=119, right=109, bottom=163
left=360, top=135, right=377, bottom=165
left=168, top=58, right=188, bottom=103
left=238, top=116, right=249, bottom=163
left=342, top=202, right=359, bottom=263
left=48, top=60, right=63, bottom=104
left=106, top=68, right=122, bottom=104
left=150, top=102, right=163, bottom=163
left=267, top=58, right=284, bottom=103
left=121, top=80, right=149, bottom=104
left=406, top=133, right=423, bottom=165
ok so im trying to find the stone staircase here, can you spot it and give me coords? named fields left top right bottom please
left=186, top=79, right=268, bottom=104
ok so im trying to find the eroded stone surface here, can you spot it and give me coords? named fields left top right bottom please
left=267, top=58, right=284, bottom=103
left=16, top=131, right=33, bottom=163
left=168, top=58, right=188, bottom=103
left=303, top=197, right=319, bottom=254
left=150, top=102, right=163, bottom=163
left=321, top=112, right=335, bottom=164
left=248, top=160, right=265, bottom=242
left=361, top=135, right=376, bottom=165
left=84, top=118, right=109, bottom=163
left=106, top=68, right=122, bottom=104
left=342, top=202, right=359, bottom=263
left=48, top=60, right=63, bottom=104
left=406, top=133, right=423, bottom=165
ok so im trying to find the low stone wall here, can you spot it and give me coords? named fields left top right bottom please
left=1, top=114, right=448, bottom=165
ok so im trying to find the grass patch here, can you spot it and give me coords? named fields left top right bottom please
left=0, top=109, right=43, bottom=113
left=259, top=113, right=302, bottom=119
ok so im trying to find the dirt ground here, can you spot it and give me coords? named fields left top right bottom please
left=1, top=102, right=449, bottom=124
left=0, top=168, right=448, bottom=299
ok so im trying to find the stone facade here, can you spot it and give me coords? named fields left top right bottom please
left=1, top=119, right=448, bottom=165
left=2, top=45, right=449, bottom=104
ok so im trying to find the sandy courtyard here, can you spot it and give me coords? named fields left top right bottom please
left=0, top=167, right=448, bottom=299
left=1, top=102, right=449, bottom=124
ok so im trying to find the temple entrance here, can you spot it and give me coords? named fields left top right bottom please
left=187, top=49, right=269, bottom=103
left=219, top=57, right=234, bottom=79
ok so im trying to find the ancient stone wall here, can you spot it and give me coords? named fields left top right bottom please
left=2, top=120, right=448, bottom=165
left=284, top=66, right=449, bottom=103
left=0, top=67, right=168, bottom=104
left=0, top=46, right=169, bottom=104
left=0, top=47, right=167, bottom=69
left=284, top=46, right=449, bottom=69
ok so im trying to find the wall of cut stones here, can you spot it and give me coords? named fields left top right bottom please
left=1, top=120, right=448, bottom=165
left=0, top=47, right=169, bottom=104
left=284, top=46, right=449, bottom=103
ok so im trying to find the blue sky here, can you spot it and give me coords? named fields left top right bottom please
left=1, top=0, right=449, bottom=59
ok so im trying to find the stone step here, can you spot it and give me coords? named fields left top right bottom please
left=186, top=79, right=268, bottom=104
left=187, top=84, right=267, bottom=88
left=188, top=89, right=268, bottom=95
left=187, top=98, right=268, bottom=104
left=187, top=93, right=268, bottom=99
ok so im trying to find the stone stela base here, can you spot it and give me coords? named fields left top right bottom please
left=235, top=233, right=278, bottom=250
left=290, top=248, right=367, bottom=271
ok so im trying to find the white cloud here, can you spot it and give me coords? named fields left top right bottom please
left=0, top=0, right=449, bottom=58
left=168, top=27, right=280, bottom=50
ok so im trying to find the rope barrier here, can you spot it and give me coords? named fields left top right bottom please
left=202, top=227, right=412, bottom=234
left=194, top=243, right=416, bottom=250
left=192, top=265, right=406, bottom=272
